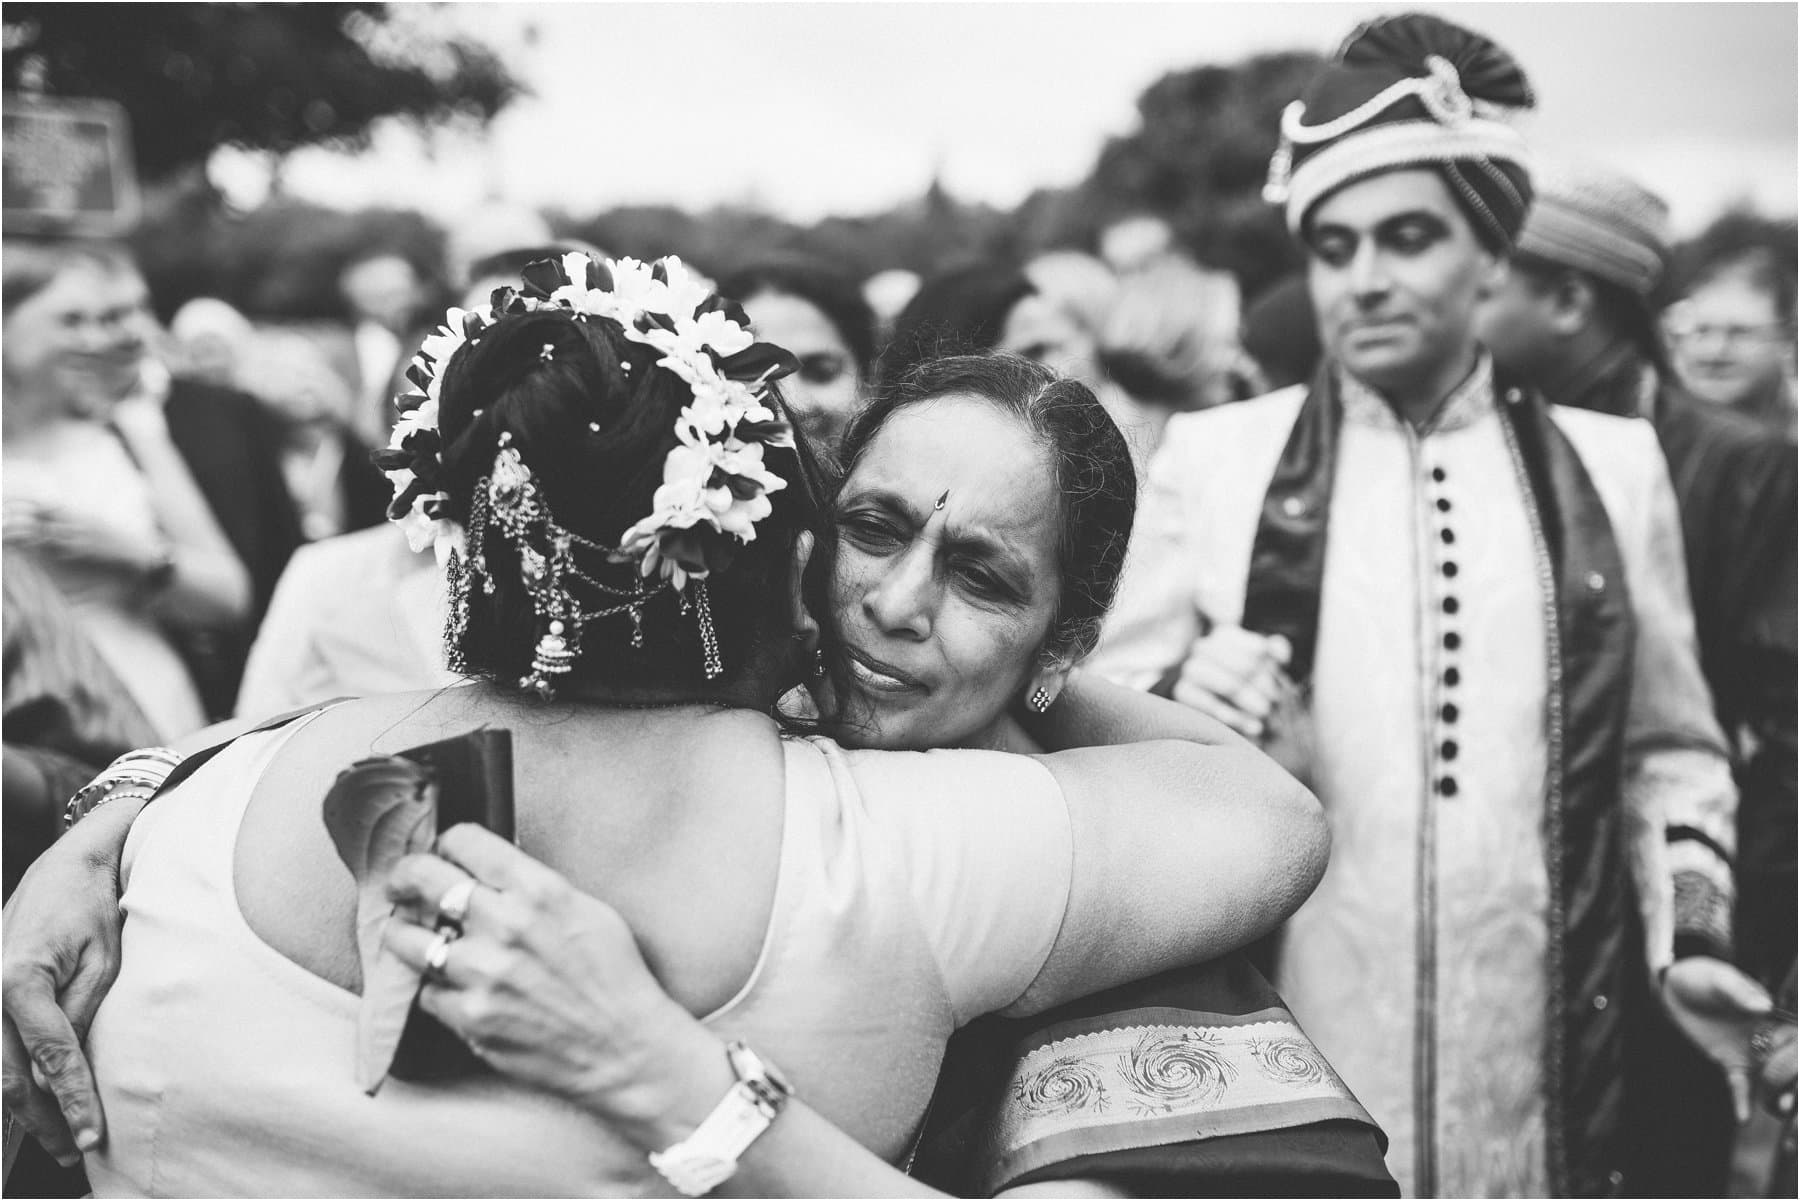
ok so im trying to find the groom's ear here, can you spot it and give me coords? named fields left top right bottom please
left=787, top=530, right=820, bottom=652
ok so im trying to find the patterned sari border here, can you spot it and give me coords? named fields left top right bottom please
left=981, top=1011, right=1377, bottom=1195
left=1012, top=1004, right=1297, bottom=1056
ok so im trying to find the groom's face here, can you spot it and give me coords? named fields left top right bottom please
left=1305, top=168, right=1500, bottom=396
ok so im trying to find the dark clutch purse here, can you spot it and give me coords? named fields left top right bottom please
left=322, top=727, right=514, bottom=1091
left=389, top=730, right=514, bottom=1083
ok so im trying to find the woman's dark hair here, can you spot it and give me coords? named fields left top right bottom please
left=1661, top=209, right=1798, bottom=327
left=716, top=255, right=877, bottom=379
left=877, top=263, right=1035, bottom=390
left=432, top=302, right=831, bottom=692
left=835, top=352, right=1136, bottom=664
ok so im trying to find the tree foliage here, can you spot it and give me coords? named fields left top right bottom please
left=2, top=3, right=520, bottom=180
left=1088, top=51, right=1325, bottom=297
left=554, top=182, right=1036, bottom=284
left=129, top=190, right=449, bottom=322
left=118, top=43, right=1324, bottom=319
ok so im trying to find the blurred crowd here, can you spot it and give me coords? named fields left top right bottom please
left=7, top=206, right=1790, bottom=770
left=3, top=43, right=1797, bottom=1193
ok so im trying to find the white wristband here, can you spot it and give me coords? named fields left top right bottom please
left=647, top=1042, right=791, bottom=1197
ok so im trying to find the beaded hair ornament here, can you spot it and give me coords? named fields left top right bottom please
left=375, top=252, right=799, bottom=697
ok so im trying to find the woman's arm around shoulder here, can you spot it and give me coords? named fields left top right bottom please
left=1, top=712, right=288, bottom=1161
left=837, top=673, right=1325, bottom=1029
left=1015, top=670, right=1328, bottom=1015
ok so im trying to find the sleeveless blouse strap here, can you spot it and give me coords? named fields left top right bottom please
left=154, top=698, right=355, bottom=797
left=141, top=701, right=351, bottom=897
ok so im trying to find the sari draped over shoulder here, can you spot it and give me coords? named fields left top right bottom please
left=911, top=954, right=1397, bottom=1197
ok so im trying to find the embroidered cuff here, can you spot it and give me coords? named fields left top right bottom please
left=1669, top=832, right=1734, bottom=962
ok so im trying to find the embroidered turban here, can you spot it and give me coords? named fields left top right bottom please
left=1265, top=12, right=1537, bottom=252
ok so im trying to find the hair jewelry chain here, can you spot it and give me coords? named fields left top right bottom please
left=451, top=434, right=688, bottom=697
left=378, top=252, right=799, bottom=698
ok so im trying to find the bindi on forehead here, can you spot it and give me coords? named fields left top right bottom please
left=852, top=395, right=1058, bottom=529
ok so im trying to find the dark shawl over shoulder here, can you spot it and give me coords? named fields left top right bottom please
left=1238, top=366, right=1650, bottom=1196
left=910, top=955, right=1395, bottom=1197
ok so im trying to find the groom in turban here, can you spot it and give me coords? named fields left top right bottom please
left=1090, top=13, right=1766, bottom=1195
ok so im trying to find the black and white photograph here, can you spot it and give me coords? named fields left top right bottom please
left=1, top=3, right=1795, bottom=1197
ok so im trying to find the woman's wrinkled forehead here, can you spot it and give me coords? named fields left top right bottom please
left=845, top=393, right=1061, bottom=558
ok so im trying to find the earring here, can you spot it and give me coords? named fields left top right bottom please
left=1028, top=686, right=1052, bottom=714
left=522, top=619, right=578, bottom=699
left=812, top=648, right=826, bottom=678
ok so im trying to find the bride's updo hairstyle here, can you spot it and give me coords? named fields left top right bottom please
left=835, top=352, right=1135, bottom=667
left=380, top=254, right=828, bottom=697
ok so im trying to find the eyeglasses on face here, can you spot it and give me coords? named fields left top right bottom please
left=1664, top=318, right=1791, bottom=347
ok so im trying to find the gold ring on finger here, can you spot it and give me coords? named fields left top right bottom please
left=436, top=878, right=478, bottom=932
left=423, top=927, right=459, bottom=984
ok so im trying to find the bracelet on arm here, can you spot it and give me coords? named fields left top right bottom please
left=1668, top=826, right=1735, bottom=964
left=647, top=1041, right=793, bottom=1197
left=63, top=746, right=184, bottom=831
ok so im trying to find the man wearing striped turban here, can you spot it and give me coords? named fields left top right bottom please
left=1480, top=163, right=1796, bottom=1193
left=1090, top=14, right=1753, bottom=1196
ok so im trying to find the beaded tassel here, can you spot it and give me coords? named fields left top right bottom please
left=524, top=618, right=579, bottom=699
left=443, top=547, right=471, bottom=673
left=467, top=485, right=494, bottom=595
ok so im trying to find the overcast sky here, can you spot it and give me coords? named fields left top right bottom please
left=261, top=2, right=1797, bottom=235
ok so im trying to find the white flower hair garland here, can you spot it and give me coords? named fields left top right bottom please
left=373, top=252, right=800, bottom=689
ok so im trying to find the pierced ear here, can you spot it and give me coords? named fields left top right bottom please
left=786, top=530, right=820, bottom=653
left=1023, top=662, right=1073, bottom=713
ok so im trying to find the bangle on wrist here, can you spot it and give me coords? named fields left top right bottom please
left=647, top=1041, right=792, bottom=1197
left=63, top=747, right=183, bottom=830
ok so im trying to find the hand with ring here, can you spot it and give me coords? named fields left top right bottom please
left=380, top=824, right=728, bottom=1144
left=1660, top=956, right=1776, bottom=1122
left=434, top=879, right=477, bottom=933
left=422, top=927, right=459, bottom=984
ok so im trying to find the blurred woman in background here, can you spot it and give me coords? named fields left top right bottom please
left=1, top=241, right=252, bottom=740
left=717, top=255, right=877, bottom=458
left=880, top=261, right=1104, bottom=391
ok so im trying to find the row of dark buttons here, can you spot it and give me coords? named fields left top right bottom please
left=1431, top=464, right=1460, bottom=799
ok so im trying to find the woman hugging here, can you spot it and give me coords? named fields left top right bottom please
left=3, top=252, right=1386, bottom=1197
